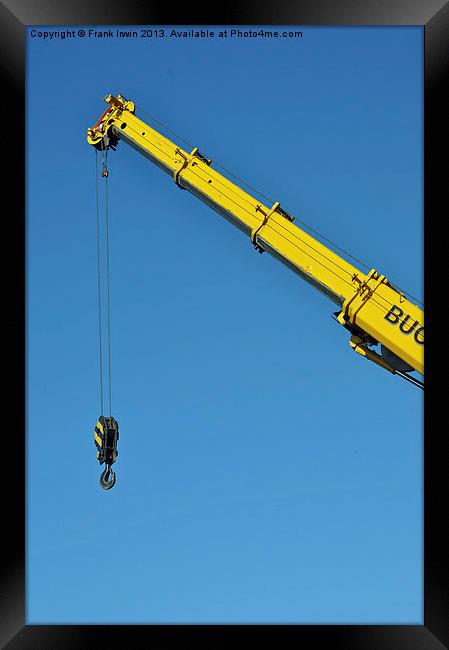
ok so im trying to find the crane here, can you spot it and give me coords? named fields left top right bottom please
left=87, top=93, right=424, bottom=485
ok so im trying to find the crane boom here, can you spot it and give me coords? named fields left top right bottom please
left=87, top=94, right=424, bottom=380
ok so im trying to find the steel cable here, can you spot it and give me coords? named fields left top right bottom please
left=95, top=149, right=104, bottom=414
left=103, top=147, right=113, bottom=417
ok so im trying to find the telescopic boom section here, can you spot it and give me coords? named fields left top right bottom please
left=87, top=95, right=424, bottom=379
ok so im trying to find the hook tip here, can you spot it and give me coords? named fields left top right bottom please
left=100, top=466, right=116, bottom=490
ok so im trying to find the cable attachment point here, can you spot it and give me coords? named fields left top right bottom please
left=94, top=416, right=120, bottom=490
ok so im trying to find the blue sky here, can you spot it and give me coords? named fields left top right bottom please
left=26, top=26, right=423, bottom=624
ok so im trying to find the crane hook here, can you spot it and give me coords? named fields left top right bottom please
left=94, top=416, right=120, bottom=490
left=100, top=464, right=116, bottom=490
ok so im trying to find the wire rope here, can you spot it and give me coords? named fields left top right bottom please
left=95, top=144, right=114, bottom=417
left=95, top=150, right=104, bottom=414
left=103, top=147, right=113, bottom=417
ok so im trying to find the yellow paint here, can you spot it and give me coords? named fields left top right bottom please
left=87, top=95, right=424, bottom=377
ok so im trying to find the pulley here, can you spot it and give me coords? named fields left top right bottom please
left=94, top=416, right=120, bottom=490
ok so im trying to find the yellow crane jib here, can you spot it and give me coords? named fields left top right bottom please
left=94, top=416, right=120, bottom=489
left=86, top=94, right=424, bottom=388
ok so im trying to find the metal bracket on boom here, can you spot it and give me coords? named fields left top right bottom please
left=331, top=310, right=423, bottom=388
left=251, top=202, right=292, bottom=253
left=332, top=310, right=396, bottom=373
left=348, top=333, right=396, bottom=373
left=336, top=269, right=387, bottom=328
left=174, top=147, right=212, bottom=189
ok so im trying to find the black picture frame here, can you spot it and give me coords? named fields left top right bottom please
left=2, top=1, right=447, bottom=648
